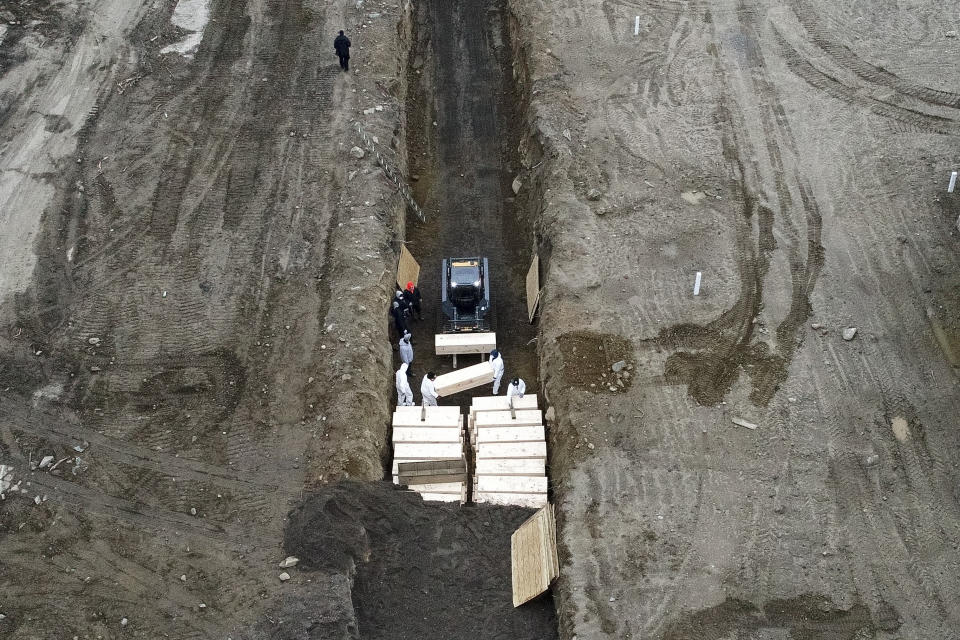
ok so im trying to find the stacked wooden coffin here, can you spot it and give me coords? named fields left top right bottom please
left=469, top=395, right=548, bottom=507
left=392, top=405, right=466, bottom=503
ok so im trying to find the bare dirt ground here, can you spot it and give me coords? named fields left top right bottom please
left=5, top=0, right=960, bottom=639
left=507, top=0, right=960, bottom=638
left=0, top=0, right=407, bottom=636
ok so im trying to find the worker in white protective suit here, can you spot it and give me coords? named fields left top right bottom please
left=395, top=363, right=414, bottom=406
left=489, top=349, right=504, bottom=394
left=421, top=372, right=439, bottom=406
left=398, top=332, right=414, bottom=365
left=507, top=377, right=526, bottom=399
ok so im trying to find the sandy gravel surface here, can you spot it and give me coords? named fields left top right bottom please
left=508, top=1, right=960, bottom=638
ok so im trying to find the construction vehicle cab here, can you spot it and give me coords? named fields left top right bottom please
left=441, top=257, right=491, bottom=332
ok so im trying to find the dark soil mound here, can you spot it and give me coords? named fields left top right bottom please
left=284, top=481, right=557, bottom=640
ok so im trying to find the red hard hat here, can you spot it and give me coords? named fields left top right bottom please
left=406, top=281, right=414, bottom=291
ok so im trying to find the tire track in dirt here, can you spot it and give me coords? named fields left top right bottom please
left=21, top=471, right=251, bottom=541
left=3, top=404, right=295, bottom=492
left=773, top=28, right=960, bottom=136
left=815, top=359, right=960, bottom=633
left=641, top=0, right=823, bottom=408
left=788, top=0, right=960, bottom=109
left=0, top=0, right=388, bottom=637
left=0, top=0, right=149, bottom=308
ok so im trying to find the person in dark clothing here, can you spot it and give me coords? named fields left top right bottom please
left=334, top=30, right=351, bottom=71
left=391, top=300, right=409, bottom=337
left=403, top=281, right=422, bottom=320
left=395, top=290, right=412, bottom=319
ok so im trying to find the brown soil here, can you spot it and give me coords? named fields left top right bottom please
left=556, top=330, right=634, bottom=393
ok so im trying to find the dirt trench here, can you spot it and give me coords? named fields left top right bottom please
left=317, top=1, right=557, bottom=637
left=244, top=0, right=558, bottom=637
left=401, top=0, right=539, bottom=395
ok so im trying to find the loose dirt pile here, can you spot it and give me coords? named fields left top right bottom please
left=255, top=481, right=556, bottom=640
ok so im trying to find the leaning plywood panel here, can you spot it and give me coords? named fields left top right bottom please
left=435, top=332, right=497, bottom=355
left=475, top=442, right=547, bottom=459
left=433, top=361, right=495, bottom=397
left=475, top=492, right=548, bottom=508
left=475, top=458, right=546, bottom=476
left=525, top=254, right=541, bottom=322
left=392, top=427, right=463, bottom=443
left=470, top=395, right=539, bottom=414
left=474, top=410, right=543, bottom=428
left=511, top=504, right=559, bottom=606
left=475, top=476, right=548, bottom=494
left=396, top=245, right=420, bottom=289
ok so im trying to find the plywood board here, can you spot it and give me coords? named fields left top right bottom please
left=511, top=504, right=559, bottom=606
left=394, top=406, right=462, bottom=421
left=434, top=332, right=497, bottom=355
left=475, top=458, right=546, bottom=476
left=475, top=442, right=547, bottom=459
left=396, top=245, right=420, bottom=289
left=476, top=476, right=548, bottom=494
left=393, top=442, right=464, bottom=460
left=392, top=412, right=462, bottom=428
left=474, top=410, right=543, bottom=428
left=525, top=254, right=541, bottom=322
left=470, top=395, right=539, bottom=414
left=475, top=426, right=546, bottom=443
left=392, top=427, right=463, bottom=443
left=476, top=492, right=549, bottom=508
left=433, top=361, right=495, bottom=397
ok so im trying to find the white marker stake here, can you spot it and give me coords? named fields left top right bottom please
left=949, top=171, right=957, bottom=193
left=634, top=16, right=640, bottom=36
left=693, top=271, right=702, bottom=296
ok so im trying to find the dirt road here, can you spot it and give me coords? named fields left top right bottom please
left=508, top=0, right=960, bottom=637
left=403, top=0, right=539, bottom=412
